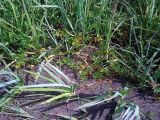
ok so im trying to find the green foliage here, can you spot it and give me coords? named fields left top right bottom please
left=1, top=0, right=160, bottom=118
left=0, top=43, right=14, bottom=59
left=16, top=63, right=142, bottom=119
left=0, top=61, right=25, bottom=117
left=18, top=61, right=76, bottom=104
left=113, top=102, right=141, bottom=120
left=111, top=0, right=160, bottom=92
left=77, top=87, right=142, bottom=119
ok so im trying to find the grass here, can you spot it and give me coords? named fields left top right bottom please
left=0, top=59, right=28, bottom=117
left=112, top=0, right=160, bottom=92
left=18, top=61, right=76, bottom=105
left=0, top=0, right=160, bottom=119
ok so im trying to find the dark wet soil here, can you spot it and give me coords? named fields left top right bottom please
left=0, top=66, right=160, bottom=120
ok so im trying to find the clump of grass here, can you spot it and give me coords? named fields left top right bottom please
left=111, top=0, right=160, bottom=93
left=18, top=60, right=76, bottom=104
left=0, top=59, right=31, bottom=118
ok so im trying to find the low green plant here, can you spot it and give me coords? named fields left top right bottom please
left=18, top=61, right=76, bottom=104
left=113, top=102, right=141, bottom=120
left=0, top=61, right=30, bottom=118
left=77, top=87, right=141, bottom=120
left=17, top=61, right=141, bottom=119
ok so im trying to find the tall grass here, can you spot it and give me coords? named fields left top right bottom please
left=0, top=0, right=124, bottom=56
left=1, top=0, right=159, bottom=86
left=113, top=0, right=160, bottom=92
left=1, top=0, right=160, bottom=119
left=0, top=0, right=160, bottom=101
left=0, top=0, right=60, bottom=53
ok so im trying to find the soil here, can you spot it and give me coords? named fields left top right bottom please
left=0, top=66, right=160, bottom=120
